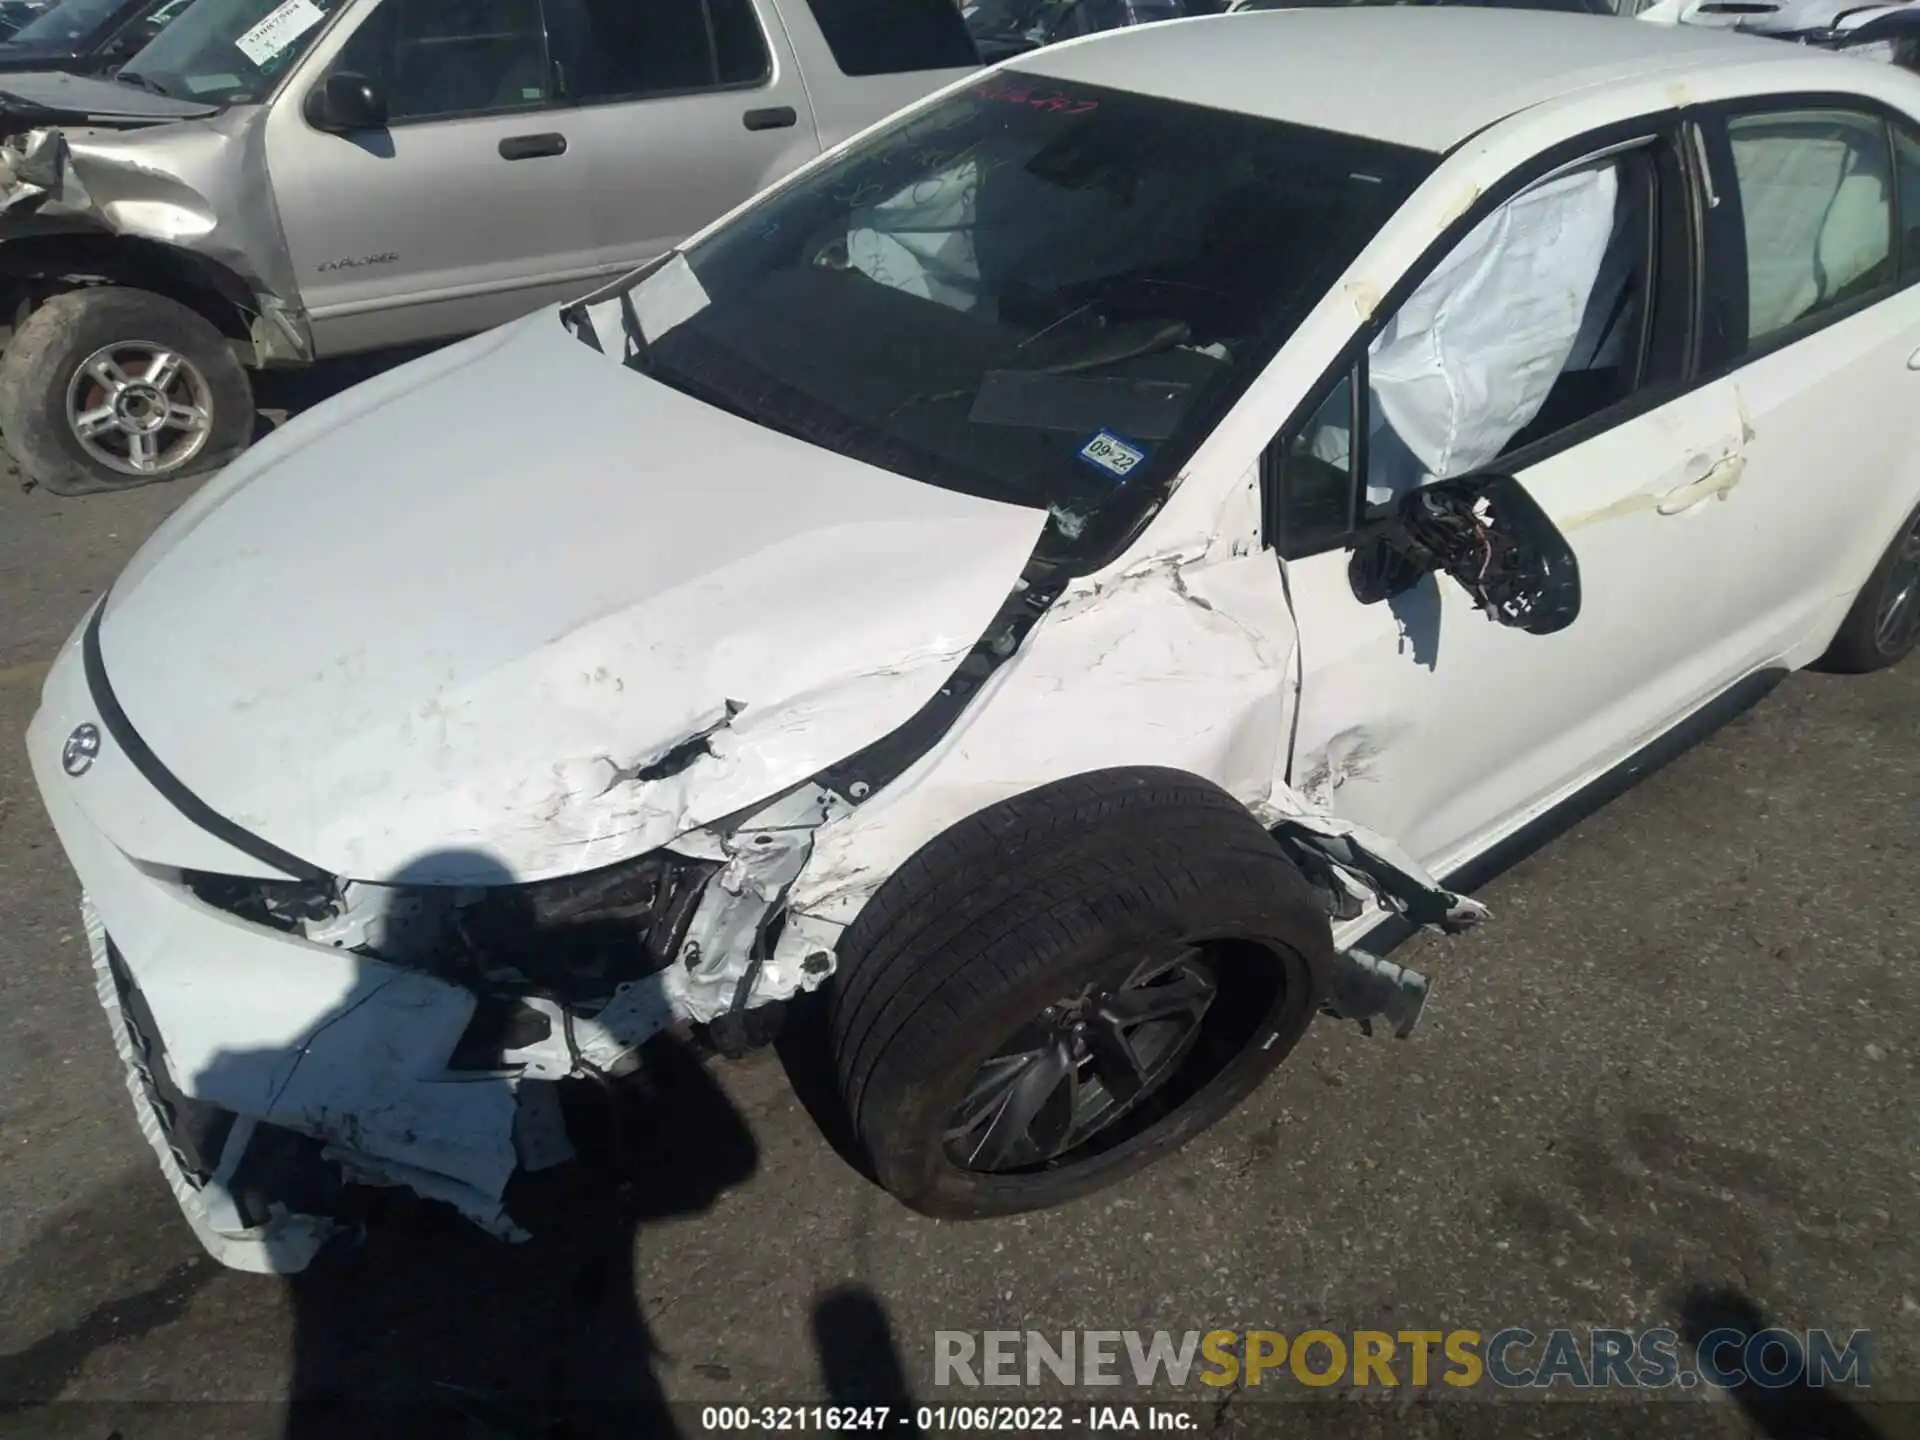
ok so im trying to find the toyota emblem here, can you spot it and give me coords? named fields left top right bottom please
left=62, top=723, right=101, bottom=777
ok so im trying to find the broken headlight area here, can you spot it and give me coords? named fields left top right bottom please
left=186, top=850, right=720, bottom=1069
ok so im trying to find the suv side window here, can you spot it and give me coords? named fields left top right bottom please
left=543, top=0, right=769, bottom=103
left=1713, top=109, right=1894, bottom=357
left=332, top=0, right=551, bottom=121
left=1272, top=145, right=1672, bottom=558
left=801, top=0, right=977, bottom=76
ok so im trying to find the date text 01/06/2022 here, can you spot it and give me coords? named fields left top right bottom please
left=697, top=1405, right=1196, bottom=1432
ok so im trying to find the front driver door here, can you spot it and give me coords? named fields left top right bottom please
left=1270, top=124, right=1764, bottom=879
left=265, top=0, right=599, bottom=355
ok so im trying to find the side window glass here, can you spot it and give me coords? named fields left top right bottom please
left=1894, top=120, right=1920, bottom=278
left=1271, top=152, right=1659, bottom=555
left=1365, top=154, right=1652, bottom=507
left=802, top=0, right=977, bottom=76
left=1273, top=372, right=1356, bottom=559
left=332, top=0, right=549, bottom=120
left=1725, top=110, right=1893, bottom=350
left=544, top=0, right=769, bottom=103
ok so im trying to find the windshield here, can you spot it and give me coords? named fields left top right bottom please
left=9, top=0, right=125, bottom=46
left=585, top=75, right=1433, bottom=565
left=121, top=0, right=345, bottom=103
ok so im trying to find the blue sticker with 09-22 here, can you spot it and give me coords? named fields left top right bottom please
left=1076, top=429, right=1147, bottom=480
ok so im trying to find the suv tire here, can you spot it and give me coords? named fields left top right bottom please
left=0, top=287, right=254, bottom=496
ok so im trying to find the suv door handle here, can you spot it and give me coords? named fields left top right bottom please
left=743, top=106, right=797, bottom=131
left=499, top=132, right=567, bottom=160
left=1657, top=455, right=1745, bottom=515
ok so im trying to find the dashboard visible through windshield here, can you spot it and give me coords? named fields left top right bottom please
left=583, top=74, right=1436, bottom=565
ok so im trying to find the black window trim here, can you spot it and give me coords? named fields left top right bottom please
left=1692, top=91, right=1908, bottom=380
left=1261, top=114, right=1703, bottom=561
left=323, top=0, right=774, bottom=131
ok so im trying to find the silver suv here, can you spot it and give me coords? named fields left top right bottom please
left=0, top=0, right=977, bottom=492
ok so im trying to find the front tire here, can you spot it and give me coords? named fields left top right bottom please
left=828, top=768, right=1332, bottom=1219
left=0, top=287, right=254, bottom=496
left=1817, top=499, right=1920, bottom=673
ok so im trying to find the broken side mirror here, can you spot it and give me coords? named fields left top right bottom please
left=1349, top=472, right=1581, bottom=636
left=304, top=71, right=388, bottom=133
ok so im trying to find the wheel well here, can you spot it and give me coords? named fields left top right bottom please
left=0, top=233, right=257, bottom=348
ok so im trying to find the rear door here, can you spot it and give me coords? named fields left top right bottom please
left=1683, top=100, right=1920, bottom=666
left=535, top=0, right=818, bottom=279
left=771, top=0, right=978, bottom=152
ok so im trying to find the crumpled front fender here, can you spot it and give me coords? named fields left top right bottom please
left=0, top=108, right=310, bottom=362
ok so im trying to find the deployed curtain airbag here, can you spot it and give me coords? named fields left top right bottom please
left=1365, top=165, right=1619, bottom=501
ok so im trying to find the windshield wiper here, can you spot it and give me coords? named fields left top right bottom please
left=115, top=70, right=174, bottom=97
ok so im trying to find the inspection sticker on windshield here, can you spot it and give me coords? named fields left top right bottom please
left=234, top=0, right=325, bottom=66
left=1077, top=429, right=1146, bottom=479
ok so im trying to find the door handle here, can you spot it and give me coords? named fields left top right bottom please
left=743, top=106, right=797, bottom=132
left=498, top=132, right=567, bottom=160
left=1656, top=455, right=1745, bottom=515
left=1907, top=345, right=1920, bottom=370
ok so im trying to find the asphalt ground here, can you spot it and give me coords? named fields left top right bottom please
left=0, top=363, right=1913, bottom=1440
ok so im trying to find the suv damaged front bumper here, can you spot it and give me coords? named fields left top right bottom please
left=0, top=99, right=311, bottom=364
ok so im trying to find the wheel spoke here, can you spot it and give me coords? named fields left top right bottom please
left=1083, top=1011, right=1149, bottom=1104
left=142, top=350, right=182, bottom=391
left=1099, top=965, right=1217, bottom=1028
left=1877, top=579, right=1917, bottom=651
left=165, top=402, right=211, bottom=434
left=73, top=405, right=119, bottom=440
left=960, top=1040, right=1075, bottom=1169
left=126, top=430, right=156, bottom=472
left=87, top=356, right=130, bottom=392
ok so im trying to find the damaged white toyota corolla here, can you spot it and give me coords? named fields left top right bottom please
left=28, top=10, right=1920, bottom=1271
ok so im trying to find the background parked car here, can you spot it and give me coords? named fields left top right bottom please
left=0, top=0, right=55, bottom=40
left=1230, top=0, right=1613, bottom=15
left=1636, top=0, right=1920, bottom=68
left=0, top=0, right=978, bottom=495
left=964, top=0, right=1226, bottom=63
left=0, top=0, right=192, bottom=74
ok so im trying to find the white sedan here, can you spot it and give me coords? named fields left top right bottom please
left=28, top=8, right=1920, bottom=1270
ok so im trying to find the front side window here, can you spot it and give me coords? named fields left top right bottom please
left=120, top=0, right=354, bottom=103
left=1719, top=109, right=1894, bottom=354
left=583, top=75, right=1434, bottom=564
left=1275, top=149, right=1659, bottom=555
left=330, top=0, right=549, bottom=121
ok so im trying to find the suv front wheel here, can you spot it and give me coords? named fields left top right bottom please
left=0, top=287, right=254, bottom=496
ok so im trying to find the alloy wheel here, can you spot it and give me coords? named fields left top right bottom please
left=66, top=340, right=216, bottom=478
left=1873, top=512, right=1920, bottom=657
left=943, top=947, right=1221, bottom=1172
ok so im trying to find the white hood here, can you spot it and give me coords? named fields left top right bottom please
left=98, top=313, right=1048, bottom=884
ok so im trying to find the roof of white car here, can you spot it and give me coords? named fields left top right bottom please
left=1011, top=9, right=1816, bottom=150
